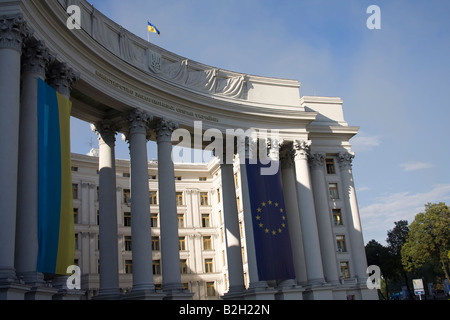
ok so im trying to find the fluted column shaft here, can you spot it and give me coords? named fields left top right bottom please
left=127, top=110, right=154, bottom=292
left=293, top=140, right=325, bottom=286
left=156, top=119, right=183, bottom=293
left=0, top=14, right=31, bottom=282
left=309, top=153, right=340, bottom=285
left=15, top=40, right=51, bottom=285
left=338, top=152, right=368, bottom=283
left=92, top=121, right=121, bottom=298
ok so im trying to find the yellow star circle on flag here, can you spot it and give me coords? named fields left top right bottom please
left=254, top=199, right=287, bottom=236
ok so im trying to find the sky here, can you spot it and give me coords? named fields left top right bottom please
left=70, top=0, right=450, bottom=246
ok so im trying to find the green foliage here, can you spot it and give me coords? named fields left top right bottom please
left=401, top=202, right=450, bottom=282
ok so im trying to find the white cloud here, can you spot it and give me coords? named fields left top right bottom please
left=359, top=184, right=450, bottom=244
left=350, top=135, right=381, bottom=153
left=400, top=162, right=433, bottom=172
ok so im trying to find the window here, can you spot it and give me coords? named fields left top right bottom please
left=123, top=172, right=130, bottom=178
left=329, top=183, right=339, bottom=200
left=340, top=261, right=350, bottom=278
left=217, top=188, right=221, bottom=203
left=326, top=158, right=336, bottom=174
left=151, top=213, right=158, bottom=228
left=200, top=192, right=209, bottom=206
left=125, top=260, right=133, bottom=274
left=202, top=214, right=210, bottom=228
left=206, top=282, right=215, bottom=297
left=203, top=236, right=212, bottom=250
left=149, top=191, right=158, bottom=205
left=75, top=233, right=79, bottom=250
left=180, top=259, right=187, bottom=274
left=175, top=176, right=182, bottom=181
left=333, top=209, right=343, bottom=225
left=179, top=237, right=186, bottom=251
left=336, top=235, right=347, bottom=252
left=149, top=175, right=157, bottom=180
left=124, top=212, right=131, bottom=227
left=177, top=214, right=184, bottom=228
left=153, top=260, right=161, bottom=275
left=199, top=177, right=207, bottom=182
left=236, top=196, right=241, bottom=212
left=123, top=189, right=131, bottom=204
left=125, top=236, right=132, bottom=251
left=74, top=208, right=79, bottom=224
left=97, top=209, right=100, bottom=225
left=176, top=192, right=183, bottom=206
left=72, top=184, right=78, bottom=199
left=234, top=173, right=239, bottom=188
left=71, top=166, right=78, bottom=172
left=152, top=236, right=159, bottom=251
left=204, top=258, right=213, bottom=273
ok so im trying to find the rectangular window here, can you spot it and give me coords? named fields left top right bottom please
left=179, top=237, right=186, bottom=251
left=200, top=192, right=209, bottom=206
left=199, top=177, right=207, bottom=182
left=71, top=166, right=78, bottom=172
left=336, top=235, right=347, bottom=252
left=180, top=259, right=187, bottom=274
left=176, top=192, right=183, bottom=206
left=149, top=191, right=158, bottom=205
left=340, top=261, right=350, bottom=278
left=177, top=213, right=184, bottom=228
left=123, top=189, right=131, bottom=204
left=125, top=236, right=132, bottom=251
left=326, top=158, right=336, bottom=174
left=206, top=282, right=215, bottom=297
left=123, top=172, right=130, bottom=178
left=74, top=208, right=79, bottom=224
left=152, top=236, right=160, bottom=251
left=204, top=258, right=213, bottom=273
left=202, top=214, right=210, bottom=228
left=217, top=188, right=221, bottom=203
left=153, top=260, right=161, bottom=275
left=203, top=236, right=212, bottom=250
left=125, top=260, right=133, bottom=274
left=234, top=173, right=239, bottom=188
left=329, top=183, right=339, bottom=200
left=72, top=184, right=78, bottom=200
left=74, top=233, right=79, bottom=250
left=333, top=209, right=343, bottom=225
left=124, top=212, right=131, bottom=227
left=151, top=213, right=158, bottom=228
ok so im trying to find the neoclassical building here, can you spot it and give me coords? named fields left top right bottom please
left=0, top=0, right=377, bottom=300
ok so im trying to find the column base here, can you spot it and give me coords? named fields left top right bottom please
left=163, top=289, right=194, bottom=300
left=303, top=284, right=334, bottom=300
left=25, top=286, right=58, bottom=300
left=275, top=279, right=304, bottom=300
left=0, top=282, right=30, bottom=300
left=93, top=288, right=123, bottom=300
left=52, top=289, right=85, bottom=300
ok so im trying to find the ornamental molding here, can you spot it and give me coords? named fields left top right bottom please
left=21, top=39, right=52, bottom=76
left=47, top=61, right=79, bottom=97
left=0, top=14, right=32, bottom=51
left=337, top=152, right=355, bottom=169
left=155, top=118, right=179, bottom=143
left=293, top=139, right=311, bottom=161
left=91, top=119, right=119, bottom=146
left=308, top=153, right=325, bottom=169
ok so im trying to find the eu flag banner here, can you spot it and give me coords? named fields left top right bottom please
left=245, top=159, right=295, bottom=281
left=37, top=78, right=75, bottom=275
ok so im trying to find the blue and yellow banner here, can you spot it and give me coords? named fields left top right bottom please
left=37, top=79, right=75, bottom=275
left=245, top=159, right=295, bottom=281
left=148, top=21, right=160, bottom=36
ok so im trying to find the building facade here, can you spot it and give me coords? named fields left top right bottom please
left=0, top=0, right=377, bottom=300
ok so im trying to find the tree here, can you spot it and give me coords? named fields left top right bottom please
left=401, top=202, right=450, bottom=282
left=365, top=239, right=391, bottom=299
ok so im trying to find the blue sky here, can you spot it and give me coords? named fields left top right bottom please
left=71, top=0, right=450, bottom=245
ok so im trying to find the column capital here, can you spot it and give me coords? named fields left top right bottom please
left=155, top=118, right=178, bottom=143
left=293, top=139, right=311, bottom=161
left=308, top=152, right=325, bottom=169
left=21, top=39, right=52, bottom=75
left=337, top=152, right=355, bottom=169
left=91, top=119, right=119, bottom=146
left=0, top=14, right=32, bottom=51
left=279, top=142, right=295, bottom=169
left=47, top=61, right=79, bottom=97
left=125, top=108, right=152, bottom=137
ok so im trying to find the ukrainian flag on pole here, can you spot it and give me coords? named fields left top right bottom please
left=148, top=20, right=160, bottom=36
left=37, top=78, right=75, bottom=275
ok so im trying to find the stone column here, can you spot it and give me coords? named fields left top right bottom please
left=309, top=153, right=340, bottom=285
left=124, top=109, right=156, bottom=298
left=292, top=140, right=326, bottom=286
left=337, top=152, right=368, bottom=284
left=0, top=14, right=31, bottom=286
left=279, top=142, right=308, bottom=286
left=15, top=39, right=51, bottom=287
left=47, top=61, right=79, bottom=99
left=91, top=120, right=121, bottom=299
left=156, top=118, right=190, bottom=299
left=220, top=156, right=246, bottom=297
